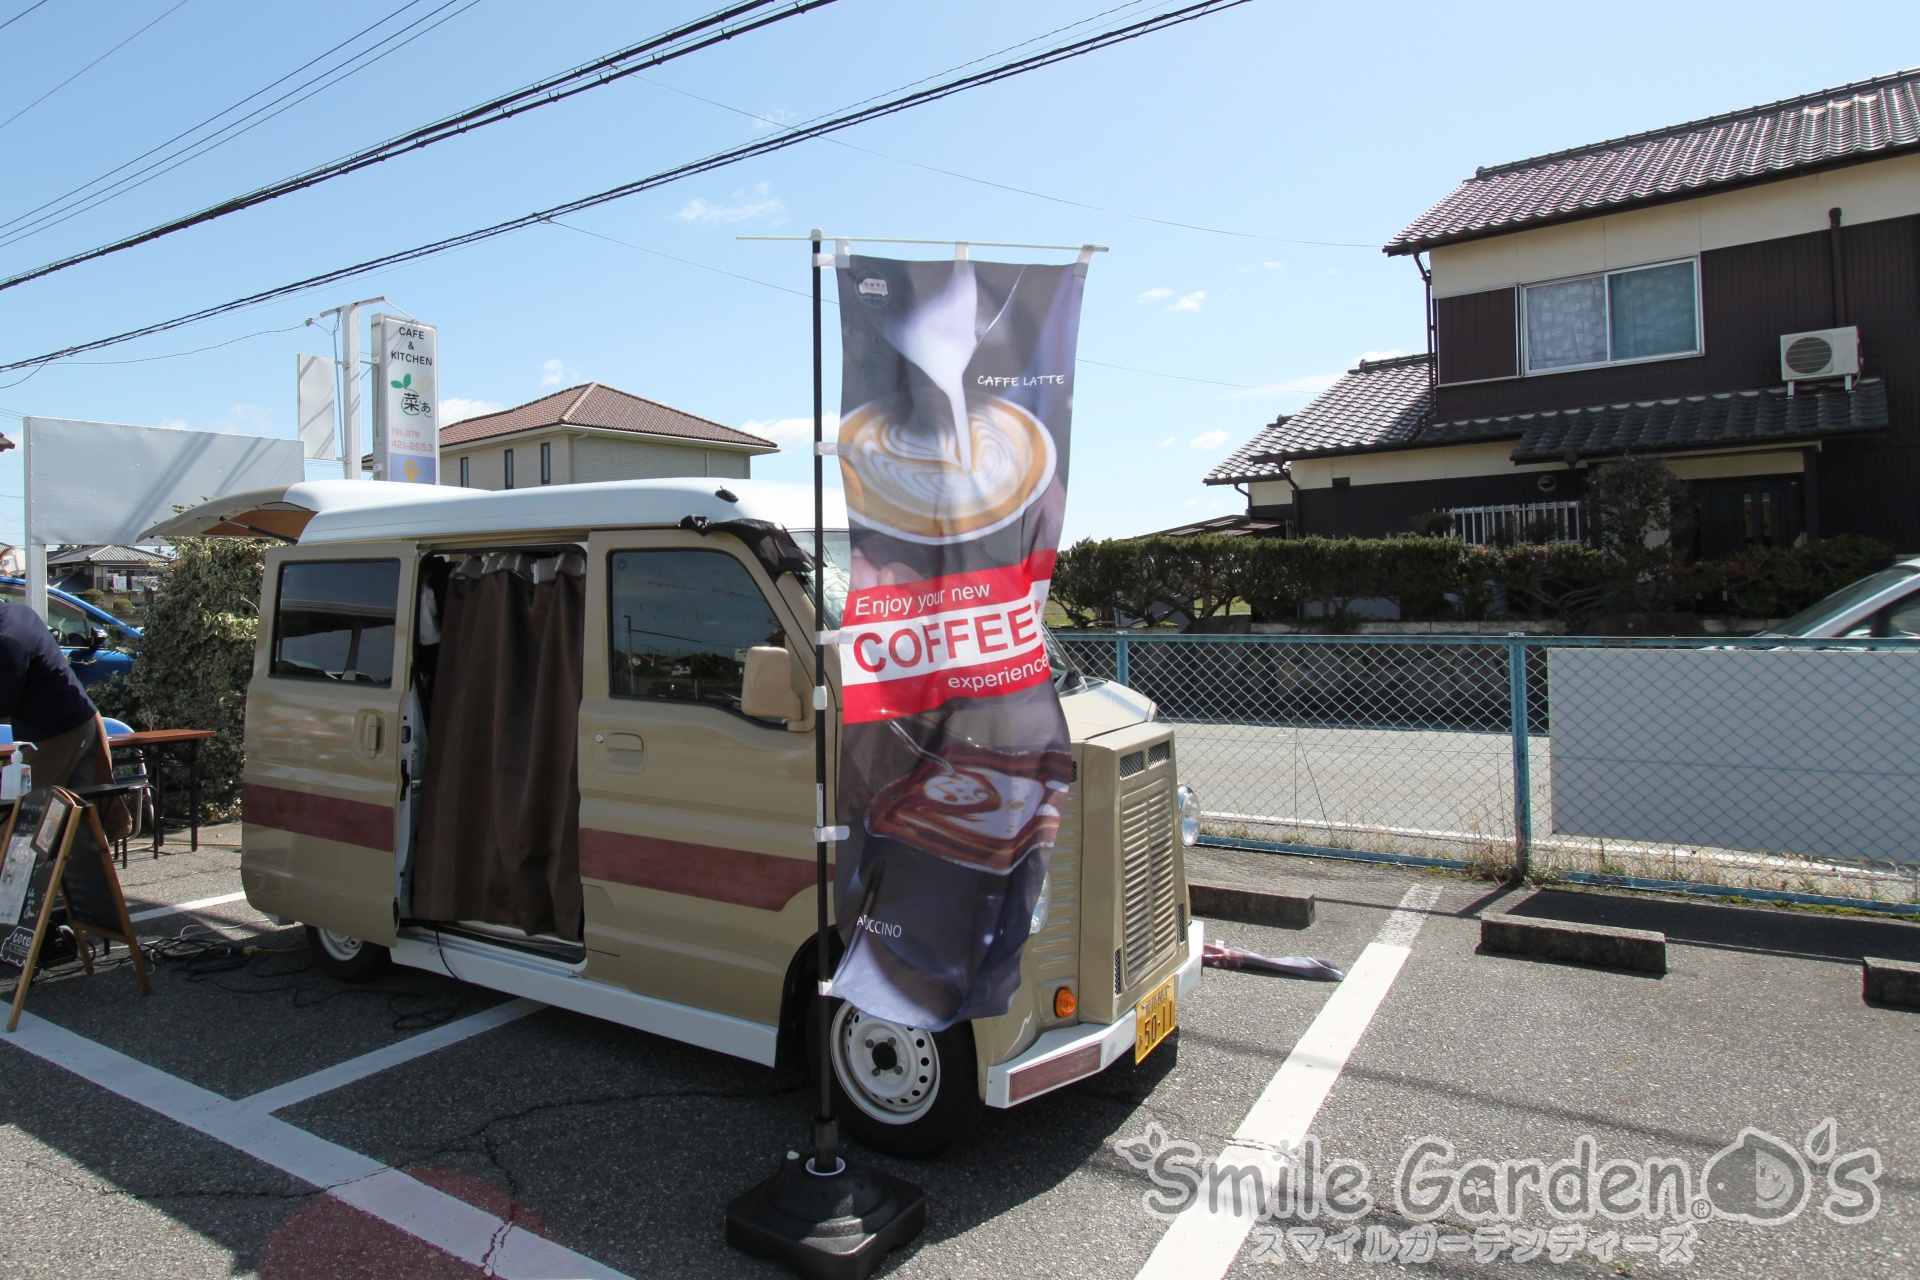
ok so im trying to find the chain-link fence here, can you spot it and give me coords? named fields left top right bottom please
left=1054, top=632, right=1920, bottom=908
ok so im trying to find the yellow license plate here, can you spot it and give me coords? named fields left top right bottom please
left=1134, top=975, right=1177, bottom=1064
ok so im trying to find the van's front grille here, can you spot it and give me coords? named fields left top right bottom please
left=1119, top=776, right=1180, bottom=989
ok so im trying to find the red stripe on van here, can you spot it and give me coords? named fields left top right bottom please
left=243, top=782, right=395, bottom=853
left=578, top=829, right=818, bottom=912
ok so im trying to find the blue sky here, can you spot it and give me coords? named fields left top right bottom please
left=0, top=0, right=1911, bottom=547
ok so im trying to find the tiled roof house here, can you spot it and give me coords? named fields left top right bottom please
left=1213, top=67, right=1920, bottom=556
left=438, top=383, right=776, bottom=490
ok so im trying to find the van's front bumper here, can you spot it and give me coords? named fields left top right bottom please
left=985, top=919, right=1204, bottom=1109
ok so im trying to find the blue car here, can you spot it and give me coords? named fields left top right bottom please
left=0, top=576, right=144, bottom=688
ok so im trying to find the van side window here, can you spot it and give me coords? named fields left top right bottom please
left=608, top=550, right=784, bottom=715
left=271, top=560, right=402, bottom=686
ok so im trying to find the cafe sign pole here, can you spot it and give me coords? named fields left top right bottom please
left=370, top=314, right=440, bottom=484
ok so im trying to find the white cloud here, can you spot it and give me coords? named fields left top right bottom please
left=1137, top=287, right=1174, bottom=303
left=743, top=412, right=838, bottom=447
left=1357, top=349, right=1408, bottom=363
left=674, top=181, right=786, bottom=226
left=539, top=358, right=577, bottom=387
left=441, top=397, right=504, bottom=425
left=1261, top=261, right=1284, bottom=270
left=1189, top=429, right=1229, bottom=450
left=158, top=417, right=188, bottom=431
left=1171, top=291, right=1207, bottom=313
left=752, top=106, right=794, bottom=133
left=1155, top=436, right=1176, bottom=447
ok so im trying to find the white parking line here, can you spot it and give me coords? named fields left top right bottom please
left=3, top=1011, right=629, bottom=1280
left=243, top=997, right=545, bottom=1112
left=128, top=892, right=248, bottom=923
left=1135, top=884, right=1442, bottom=1280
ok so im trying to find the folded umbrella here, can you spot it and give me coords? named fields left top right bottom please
left=1203, top=941, right=1344, bottom=982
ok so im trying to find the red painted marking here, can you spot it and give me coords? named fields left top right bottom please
left=579, top=829, right=818, bottom=911
left=244, top=782, right=394, bottom=853
left=1008, top=1042, right=1103, bottom=1104
left=260, top=1165, right=549, bottom=1280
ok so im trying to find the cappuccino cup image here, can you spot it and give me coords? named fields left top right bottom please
left=838, top=395, right=1057, bottom=544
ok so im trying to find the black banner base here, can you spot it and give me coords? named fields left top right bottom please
left=726, top=1152, right=925, bottom=1280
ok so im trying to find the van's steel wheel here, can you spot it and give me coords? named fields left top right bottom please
left=811, top=997, right=981, bottom=1158
left=305, top=924, right=391, bottom=982
left=834, top=1005, right=939, bottom=1123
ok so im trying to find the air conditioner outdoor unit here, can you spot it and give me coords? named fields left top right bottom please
left=1780, top=326, right=1859, bottom=381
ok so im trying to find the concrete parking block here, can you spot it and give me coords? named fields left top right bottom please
left=1863, top=955, right=1920, bottom=1007
left=1188, top=882, right=1315, bottom=928
left=1480, top=911, right=1667, bottom=973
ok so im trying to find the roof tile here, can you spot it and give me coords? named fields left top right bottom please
left=1206, top=354, right=1438, bottom=480
left=440, top=383, right=776, bottom=450
left=1388, top=67, right=1920, bottom=253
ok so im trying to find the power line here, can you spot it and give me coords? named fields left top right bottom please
left=0, top=0, right=1254, bottom=374
left=0, top=0, right=476, bottom=251
left=0, top=0, right=52, bottom=36
left=554, top=218, right=1295, bottom=392
left=639, top=38, right=1377, bottom=250
left=0, top=0, right=194, bottom=133
left=0, top=0, right=833, bottom=294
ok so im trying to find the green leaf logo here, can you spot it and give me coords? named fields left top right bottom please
left=390, top=373, right=411, bottom=390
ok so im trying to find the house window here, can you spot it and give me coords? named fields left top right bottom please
left=540, top=441, right=552, bottom=485
left=504, top=448, right=515, bottom=489
left=459, top=456, right=469, bottom=487
left=1523, top=259, right=1699, bottom=374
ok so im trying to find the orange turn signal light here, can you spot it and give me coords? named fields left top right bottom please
left=1053, top=986, right=1077, bottom=1018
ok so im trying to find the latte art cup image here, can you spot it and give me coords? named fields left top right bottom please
left=838, top=396, right=1058, bottom=544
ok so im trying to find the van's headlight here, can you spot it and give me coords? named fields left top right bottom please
left=1177, top=785, right=1200, bottom=847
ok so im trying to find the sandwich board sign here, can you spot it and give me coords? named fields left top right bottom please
left=1, top=787, right=150, bottom=1030
left=371, top=314, right=439, bottom=484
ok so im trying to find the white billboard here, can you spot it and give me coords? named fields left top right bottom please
left=1551, top=647, right=1920, bottom=865
left=24, top=416, right=305, bottom=546
left=297, top=353, right=338, bottom=460
left=371, top=314, right=438, bottom=485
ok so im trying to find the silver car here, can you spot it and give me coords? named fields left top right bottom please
left=1761, top=558, right=1920, bottom=638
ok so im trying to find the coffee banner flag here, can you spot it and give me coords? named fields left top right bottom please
left=829, top=254, right=1086, bottom=1030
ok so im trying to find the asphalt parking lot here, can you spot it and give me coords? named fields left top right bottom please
left=2, top=837, right=1916, bottom=1280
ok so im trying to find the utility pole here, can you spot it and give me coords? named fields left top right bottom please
left=321, top=296, right=384, bottom=479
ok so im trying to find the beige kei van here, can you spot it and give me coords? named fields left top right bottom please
left=154, top=477, right=1200, bottom=1155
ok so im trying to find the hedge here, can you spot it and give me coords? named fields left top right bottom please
left=1050, top=533, right=1893, bottom=628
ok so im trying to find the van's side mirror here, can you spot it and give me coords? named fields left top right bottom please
left=741, top=647, right=805, bottom=722
left=85, top=627, right=109, bottom=652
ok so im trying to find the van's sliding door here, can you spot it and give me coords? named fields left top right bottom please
left=242, top=543, right=416, bottom=944
left=578, top=530, right=815, bottom=1025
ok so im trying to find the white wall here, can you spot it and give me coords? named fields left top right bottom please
left=1431, top=152, right=1920, bottom=297
left=1551, top=647, right=1920, bottom=864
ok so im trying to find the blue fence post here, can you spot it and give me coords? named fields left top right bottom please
left=1115, top=633, right=1130, bottom=687
left=1508, top=633, right=1532, bottom=880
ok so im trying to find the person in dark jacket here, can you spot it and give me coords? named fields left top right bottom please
left=0, top=601, right=110, bottom=792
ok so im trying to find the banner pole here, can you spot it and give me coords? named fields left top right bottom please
left=809, top=227, right=841, bottom=1173
left=723, top=233, right=929, bottom=1278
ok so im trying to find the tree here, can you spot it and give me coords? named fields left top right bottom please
left=1584, top=457, right=1692, bottom=609
left=92, top=536, right=270, bottom=820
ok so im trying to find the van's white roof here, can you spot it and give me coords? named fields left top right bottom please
left=144, top=477, right=846, bottom=544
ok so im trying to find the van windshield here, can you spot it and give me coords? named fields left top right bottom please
left=811, top=529, right=1084, bottom=692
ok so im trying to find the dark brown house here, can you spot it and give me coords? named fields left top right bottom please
left=1211, top=67, right=1920, bottom=556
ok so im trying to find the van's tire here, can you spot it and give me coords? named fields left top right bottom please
left=807, top=997, right=981, bottom=1158
left=306, top=925, right=392, bottom=982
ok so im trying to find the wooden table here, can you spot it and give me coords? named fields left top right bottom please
left=2, top=728, right=218, bottom=851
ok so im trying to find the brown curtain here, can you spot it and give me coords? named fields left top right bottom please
left=410, top=551, right=585, bottom=940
